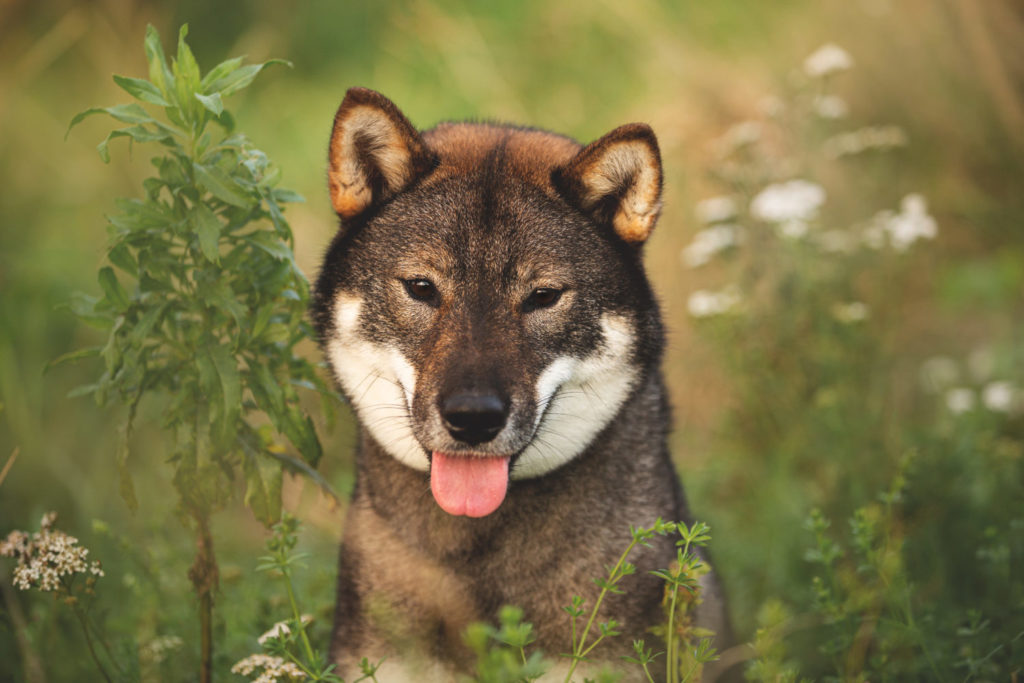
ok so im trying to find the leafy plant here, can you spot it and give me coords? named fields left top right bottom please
left=686, top=41, right=1024, bottom=681
left=63, top=24, right=333, bottom=682
left=235, top=513, right=383, bottom=683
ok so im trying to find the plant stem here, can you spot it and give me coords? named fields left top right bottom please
left=71, top=601, right=114, bottom=683
left=189, top=515, right=218, bottom=683
left=562, top=537, right=641, bottom=683
left=283, top=568, right=317, bottom=665
left=667, top=582, right=679, bottom=683
left=667, top=536, right=693, bottom=683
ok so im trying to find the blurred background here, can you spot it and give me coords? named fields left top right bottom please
left=1, top=0, right=1022, bottom=679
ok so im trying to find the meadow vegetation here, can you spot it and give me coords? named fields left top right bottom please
left=1, top=1, right=1021, bottom=680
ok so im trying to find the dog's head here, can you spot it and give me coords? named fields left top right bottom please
left=312, top=88, right=665, bottom=517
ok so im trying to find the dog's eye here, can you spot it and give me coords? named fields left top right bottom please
left=523, top=288, right=562, bottom=312
left=403, top=278, right=437, bottom=303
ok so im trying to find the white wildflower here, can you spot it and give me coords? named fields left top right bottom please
left=681, top=225, right=743, bottom=268
left=804, top=43, right=854, bottom=78
left=2, top=512, right=103, bottom=592
left=258, top=614, right=314, bottom=645
left=687, top=287, right=741, bottom=318
left=823, top=125, right=907, bottom=158
left=945, top=387, right=976, bottom=414
left=832, top=301, right=870, bottom=323
left=715, top=121, right=762, bottom=156
left=750, top=180, right=826, bottom=224
left=695, top=196, right=738, bottom=224
left=875, top=193, right=937, bottom=251
left=920, top=356, right=960, bottom=394
left=982, top=381, right=1017, bottom=413
left=140, top=635, right=184, bottom=665
left=0, top=530, right=30, bottom=558
left=813, top=94, right=848, bottom=119
left=232, top=654, right=306, bottom=682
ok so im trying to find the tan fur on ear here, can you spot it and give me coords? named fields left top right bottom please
left=327, top=88, right=437, bottom=219
left=553, top=123, right=663, bottom=244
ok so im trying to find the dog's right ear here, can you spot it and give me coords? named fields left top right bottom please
left=327, top=88, right=437, bottom=220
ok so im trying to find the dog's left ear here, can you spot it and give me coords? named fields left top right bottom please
left=327, top=87, right=438, bottom=220
left=552, top=123, right=663, bottom=244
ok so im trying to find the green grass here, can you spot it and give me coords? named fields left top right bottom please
left=1, top=1, right=1022, bottom=680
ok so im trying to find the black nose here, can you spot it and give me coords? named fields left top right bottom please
left=440, top=391, right=509, bottom=445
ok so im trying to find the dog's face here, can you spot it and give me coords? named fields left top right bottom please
left=313, top=88, right=664, bottom=517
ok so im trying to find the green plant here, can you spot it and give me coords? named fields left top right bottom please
left=1, top=513, right=117, bottom=681
left=234, top=513, right=383, bottom=683
left=464, top=605, right=549, bottom=683
left=63, top=24, right=333, bottom=682
left=686, top=41, right=1024, bottom=681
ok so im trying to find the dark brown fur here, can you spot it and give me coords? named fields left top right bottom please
left=313, top=88, right=737, bottom=681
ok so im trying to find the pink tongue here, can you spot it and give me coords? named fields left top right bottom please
left=430, top=452, right=511, bottom=518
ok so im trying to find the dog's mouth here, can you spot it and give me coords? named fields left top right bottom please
left=421, top=389, right=556, bottom=518
left=429, top=451, right=511, bottom=518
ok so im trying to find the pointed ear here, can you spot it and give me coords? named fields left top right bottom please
left=327, top=88, right=438, bottom=219
left=552, top=123, right=663, bottom=244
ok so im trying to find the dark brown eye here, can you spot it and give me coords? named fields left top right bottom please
left=403, top=278, right=437, bottom=302
left=523, top=288, right=562, bottom=312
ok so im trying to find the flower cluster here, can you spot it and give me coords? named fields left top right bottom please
left=1, top=512, right=103, bottom=592
left=687, top=286, right=742, bottom=318
left=231, top=654, right=307, bottom=682
left=258, top=614, right=314, bottom=646
left=682, top=42, right=939, bottom=320
left=750, top=179, right=826, bottom=238
left=140, top=634, right=184, bottom=666
left=920, top=352, right=1022, bottom=416
left=864, top=194, right=938, bottom=251
left=803, top=43, right=854, bottom=78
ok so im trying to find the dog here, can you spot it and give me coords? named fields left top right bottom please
left=312, top=87, right=734, bottom=681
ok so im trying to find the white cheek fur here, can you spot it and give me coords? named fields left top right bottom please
left=327, top=294, right=429, bottom=472
left=513, top=313, right=638, bottom=479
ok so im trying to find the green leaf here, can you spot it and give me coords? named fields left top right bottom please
left=209, top=344, right=241, bottom=438
left=194, top=92, right=223, bottom=116
left=249, top=365, right=285, bottom=416
left=98, top=266, right=130, bottom=310
left=173, top=24, right=202, bottom=117
left=245, top=231, right=293, bottom=261
left=192, top=162, right=254, bottom=208
left=204, top=283, right=246, bottom=330
left=128, top=303, right=167, bottom=348
left=191, top=203, right=222, bottom=263
left=112, top=75, right=171, bottom=106
left=271, top=188, right=305, bottom=204
left=44, top=346, right=102, bottom=374
left=143, top=24, right=174, bottom=103
left=96, top=126, right=174, bottom=163
left=283, top=407, right=322, bottom=467
left=243, top=451, right=283, bottom=527
left=204, top=59, right=292, bottom=97
left=249, top=303, right=275, bottom=340
left=63, top=292, right=113, bottom=328
left=199, top=56, right=244, bottom=91
left=261, top=446, right=339, bottom=503
left=67, top=103, right=156, bottom=140
left=67, top=383, right=98, bottom=399
left=108, top=243, right=138, bottom=276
